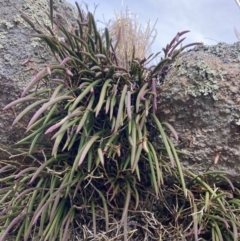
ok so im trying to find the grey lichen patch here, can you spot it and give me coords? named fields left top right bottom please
left=0, top=31, right=6, bottom=49
left=178, top=60, right=226, bottom=100
left=13, top=16, right=26, bottom=25
left=193, top=42, right=240, bottom=63
left=3, top=54, right=16, bottom=66
left=22, top=0, right=78, bottom=27
left=21, top=0, right=52, bottom=27
left=0, top=19, right=14, bottom=29
left=31, top=38, right=41, bottom=47
left=236, top=119, right=240, bottom=125
left=0, top=0, right=78, bottom=90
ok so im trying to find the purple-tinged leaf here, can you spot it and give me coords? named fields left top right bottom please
left=136, top=83, right=148, bottom=113
left=62, top=216, right=71, bottom=241
left=126, top=91, right=132, bottom=120
left=21, top=14, right=37, bottom=31
left=32, top=197, right=54, bottom=225
left=0, top=165, right=15, bottom=173
left=52, top=131, right=65, bottom=157
left=45, top=122, right=61, bottom=134
left=188, top=190, right=195, bottom=200
left=213, top=152, right=221, bottom=165
left=60, top=57, right=72, bottom=66
left=112, top=65, right=128, bottom=72
left=169, top=34, right=178, bottom=48
left=21, top=68, right=47, bottom=97
left=15, top=187, right=42, bottom=201
left=78, top=82, right=88, bottom=89
left=73, top=181, right=81, bottom=199
left=114, top=85, right=127, bottom=133
left=50, top=85, right=64, bottom=101
left=174, top=33, right=180, bottom=44
left=113, top=84, right=118, bottom=95
left=140, top=89, right=149, bottom=101
left=109, top=184, right=119, bottom=202
left=0, top=206, right=25, bottom=215
left=22, top=57, right=31, bottom=65
left=24, top=192, right=50, bottom=239
left=0, top=211, right=26, bottom=241
left=144, top=52, right=161, bottom=66
left=95, top=189, right=109, bottom=231
left=105, top=96, right=111, bottom=114
left=3, top=97, right=38, bottom=110
left=97, top=148, right=104, bottom=166
left=29, top=157, right=58, bottom=184
left=162, top=122, right=178, bottom=141
left=182, top=42, right=203, bottom=50
left=152, top=57, right=172, bottom=75
left=220, top=175, right=235, bottom=191
left=15, top=167, right=38, bottom=179
left=208, top=215, right=229, bottom=229
left=95, top=53, right=107, bottom=58
left=165, top=44, right=169, bottom=53
left=51, top=118, right=79, bottom=140
left=152, top=114, right=175, bottom=167
left=78, top=136, right=99, bottom=166
left=230, top=219, right=238, bottom=241
left=95, top=78, right=113, bottom=117
left=66, top=68, right=73, bottom=76
left=60, top=208, right=73, bottom=230
left=24, top=66, right=34, bottom=72
left=51, top=79, right=68, bottom=87
left=146, top=53, right=154, bottom=60
left=12, top=99, right=48, bottom=126
left=178, top=30, right=190, bottom=37
left=168, top=37, right=186, bottom=56
left=45, top=109, right=82, bottom=135
left=50, top=193, right=61, bottom=222
left=47, top=65, right=51, bottom=75
left=162, top=47, right=166, bottom=56
left=121, top=181, right=131, bottom=225
left=27, top=96, right=73, bottom=128
left=152, top=78, right=157, bottom=112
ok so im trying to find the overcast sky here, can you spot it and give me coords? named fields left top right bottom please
left=65, top=0, right=240, bottom=54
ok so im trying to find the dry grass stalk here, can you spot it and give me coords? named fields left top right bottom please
left=107, top=8, right=157, bottom=68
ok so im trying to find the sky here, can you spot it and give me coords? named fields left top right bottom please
left=65, top=0, right=240, bottom=54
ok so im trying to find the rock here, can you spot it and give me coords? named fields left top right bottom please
left=156, top=42, right=240, bottom=183
left=0, top=0, right=77, bottom=158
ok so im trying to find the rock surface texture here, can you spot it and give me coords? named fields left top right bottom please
left=1, top=0, right=240, bottom=183
left=0, top=0, right=77, bottom=158
left=157, top=43, right=240, bottom=183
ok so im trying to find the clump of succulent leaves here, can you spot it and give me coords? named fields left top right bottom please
left=1, top=2, right=240, bottom=241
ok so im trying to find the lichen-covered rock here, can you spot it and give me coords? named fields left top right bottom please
left=1, top=1, right=240, bottom=184
left=157, top=42, right=240, bottom=183
left=0, top=0, right=77, bottom=157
